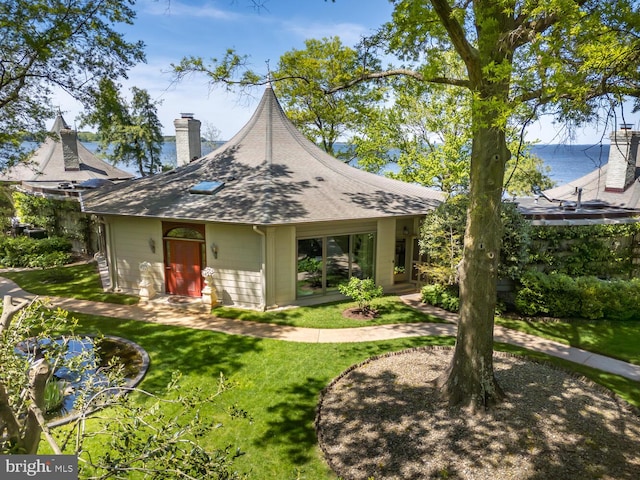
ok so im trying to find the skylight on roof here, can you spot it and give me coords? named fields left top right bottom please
left=189, top=181, right=225, bottom=195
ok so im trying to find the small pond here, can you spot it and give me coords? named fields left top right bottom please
left=18, top=335, right=149, bottom=426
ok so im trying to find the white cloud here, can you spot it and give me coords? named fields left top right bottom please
left=139, top=0, right=240, bottom=21
left=283, top=21, right=372, bottom=47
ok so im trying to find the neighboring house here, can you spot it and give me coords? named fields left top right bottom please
left=82, top=86, right=443, bottom=309
left=0, top=114, right=134, bottom=252
left=0, top=113, right=134, bottom=192
left=517, top=124, right=640, bottom=225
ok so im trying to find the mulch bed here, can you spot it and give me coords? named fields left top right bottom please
left=341, top=307, right=379, bottom=321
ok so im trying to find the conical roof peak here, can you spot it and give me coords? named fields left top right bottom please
left=51, top=114, right=71, bottom=134
left=82, top=86, right=443, bottom=224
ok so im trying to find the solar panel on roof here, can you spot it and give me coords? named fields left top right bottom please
left=189, top=181, right=225, bottom=195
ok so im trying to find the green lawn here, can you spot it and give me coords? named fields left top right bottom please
left=496, top=317, right=640, bottom=365
left=66, top=313, right=450, bottom=479
left=212, top=295, right=445, bottom=328
left=67, top=313, right=640, bottom=480
left=1, top=263, right=139, bottom=304
left=4, top=264, right=639, bottom=478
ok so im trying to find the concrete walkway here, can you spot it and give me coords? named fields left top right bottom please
left=1, top=276, right=639, bottom=382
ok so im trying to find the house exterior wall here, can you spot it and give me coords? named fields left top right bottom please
left=376, top=217, right=396, bottom=289
left=104, top=217, right=264, bottom=308
left=268, top=225, right=296, bottom=307
left=204, top=223, right=263, bottom=309
left=104, top=215, right=422, bottom=309
left=104, top=216, right=164, bottom=294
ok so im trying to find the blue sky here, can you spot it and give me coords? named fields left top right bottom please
left=55, top=0, right=613, bottom=144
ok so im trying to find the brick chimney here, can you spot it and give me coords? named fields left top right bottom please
left=60, top=125, right=80, bottom=171
left=174, top=113, right=202, bottom=167
left=606, top=124, right=640, bottom=192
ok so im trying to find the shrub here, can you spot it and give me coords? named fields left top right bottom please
left=338, top=277, right=383, bottom=314
left=0, top=235, right=72, bottom=268
left=421, top=283, right=460, bottom=312
left=514, top=271, right=640, bottom=320
left=529, top=223, right=640, bottom=279
left=513, top=271, right=548, bottom=316
left=419, top=196, right=531, bottom=285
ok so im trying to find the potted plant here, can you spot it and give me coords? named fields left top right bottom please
left=201, top=267, right=218, bottom=306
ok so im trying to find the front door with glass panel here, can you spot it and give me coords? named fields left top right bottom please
left=163, top=224, right=205, bottom=297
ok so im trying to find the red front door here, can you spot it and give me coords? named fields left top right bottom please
left=166, top=239, right=202, bottom=297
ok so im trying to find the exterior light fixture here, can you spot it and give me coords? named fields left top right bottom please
left=211, top=243, right=218, bottom=259
left=403, top=226, right=409, bottom=235
left=148, top=238, right=156, bottom=253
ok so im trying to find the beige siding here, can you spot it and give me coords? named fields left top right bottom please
left=269, top=226, right=296, bottom=306
left=106, top=218, right=264, bottom=308
left=296, top=219, right=377, bottom=238
left=376, top=217, right=396, bottom=289
left=204, top=224, right=263, bottom=309
left=106, top=217, right=164, bottom=294
left=104, top=214, right=420, bottom=309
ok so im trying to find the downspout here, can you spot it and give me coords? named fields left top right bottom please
left=105, top=219, right=119, bottom=292
left=253, top=225, right=267, bottom=311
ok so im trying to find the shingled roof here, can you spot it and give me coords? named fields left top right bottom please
left=517, top=144, right=640, bottom=224
left=82, top=86, right=443, bottom=225
left=0, top=114, right=134, bottom=185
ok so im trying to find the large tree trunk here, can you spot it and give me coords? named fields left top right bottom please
left=438, top=123, right=509, bottom=411
left=432, top=0, right=515, bottom=412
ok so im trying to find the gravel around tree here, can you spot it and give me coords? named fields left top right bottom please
left=316, top=347, right=640, bottom=480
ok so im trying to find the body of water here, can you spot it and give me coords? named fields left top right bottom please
left=82, top=141, right=612, bottom=187
left=530, top=144, right=610, bottom=186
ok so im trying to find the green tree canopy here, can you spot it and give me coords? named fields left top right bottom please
left=354, top=74, right=554, bottom=197
left=0, top=0, right=144, bottom=168
left=369, top=0, right=640, bottom=409
left=81, top=79, right=164, bottom=177
left=419, top=195, right=531, bottom=284
left=272, top=37, right=385, bottom=160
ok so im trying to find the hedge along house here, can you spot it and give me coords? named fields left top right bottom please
left=82, top=86, right=443, bottom=309
left=0, top=113, right=134, bottom=252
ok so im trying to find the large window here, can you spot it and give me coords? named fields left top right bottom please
left=297, top=233, right=376, bottom=298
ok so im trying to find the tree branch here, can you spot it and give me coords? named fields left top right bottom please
left=0, top=382, right=21, bottom=447
left=509, top=0, right=590, bottom=50
left=324, top=69, right=469, bottom=94
left=22, top=359, right=52, bottom=454
left=430, top=0, right=479, bottom=71
left=0, top=295, right=30, bottom=335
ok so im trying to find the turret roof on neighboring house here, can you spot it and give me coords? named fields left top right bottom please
left=0, top=114, right=134, bottom=186
left=82, top=86, right=443, bottom=225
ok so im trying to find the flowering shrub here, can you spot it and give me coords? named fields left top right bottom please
left=202, top=267, right=215, bottom=278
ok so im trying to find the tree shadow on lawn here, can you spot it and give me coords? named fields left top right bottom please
left=73, top=314, right=264, bottom=394
left=317, top=347, right=640, bottom=480
left=255, top=338, right=441, bottom=466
